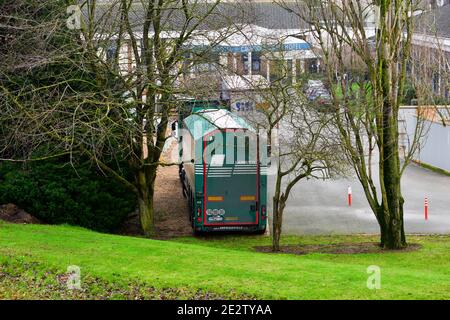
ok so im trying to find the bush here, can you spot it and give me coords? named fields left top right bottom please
left=0, top=160, right=136, bottom=232
left=402, top=81, right=417, bottom=105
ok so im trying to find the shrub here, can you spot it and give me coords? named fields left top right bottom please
left=0, top=160, right=136, bottom=232
left=402, top=81, right=417, bottom=105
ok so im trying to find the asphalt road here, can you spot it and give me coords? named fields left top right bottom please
left=268, top=163, right=450, bottom=235
left=168, top=121, right=449, bottom=235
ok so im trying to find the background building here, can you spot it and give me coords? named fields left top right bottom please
left=411, top=2, right=450, bottom=102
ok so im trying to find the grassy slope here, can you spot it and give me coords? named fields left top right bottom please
left=0, top=222, right=449, bottom=299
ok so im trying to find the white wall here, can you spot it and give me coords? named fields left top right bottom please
left=400, top=107, right=450, bottom=172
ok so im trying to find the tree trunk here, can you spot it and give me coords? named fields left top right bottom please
left=272, top=197, right=287, bottom=252
left=136, top=170, right=157, bottom=237
left=138, top=195, right=156, bottom=237
left=272, top=163, right=283, bottom=252
left=272, top=198, right=282, bottom=251
left=267, top=129, right=272, bottom=158
left=379, top=100, right=407, bottom=249
left=378, top=182, right=406, bottom=249
left=376, top=2, right=407, bottom=250
left=376, top=193, right=406, bottom=249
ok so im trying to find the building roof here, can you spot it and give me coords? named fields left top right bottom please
left=415, top=4, right=450, bottom=38
left=239, top=2, right=308, bottom=30
left=88, top=2, right=308, bottom=32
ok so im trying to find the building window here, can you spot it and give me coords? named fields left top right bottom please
left=235, top=53, right=249, bottom=75
left=406, top=61, right=412, bottom=75
left=432, top=73, right=440, bottom=93
left=269, top=59, right=293, bottom=85
left=242, top=53, right=250, bottom=74
left=295, top=59, right=303, bottom=81
left=252, top=52, right=261, bottom=73
left=306, top=58, right=319, bottom=73
left=106, top=41, right=117, bottom=62
left=193, top=51, right=220, bottom=73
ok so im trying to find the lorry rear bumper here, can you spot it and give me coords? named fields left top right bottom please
left=195, top=225, right=266, bottom=233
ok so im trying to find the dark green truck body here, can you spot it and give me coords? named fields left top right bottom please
left=177, top=101, right=267, bottom=233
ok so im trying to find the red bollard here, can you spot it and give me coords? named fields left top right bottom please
left=424, top=197, right=429, bottom=221
left=348, top=186, right=352, bottom=207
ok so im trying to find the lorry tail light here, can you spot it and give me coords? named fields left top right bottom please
left=261, top=205, right=266, bottom=218
left=197, top=207, right=201, bottom=217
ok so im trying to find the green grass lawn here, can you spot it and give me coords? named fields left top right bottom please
left=0, top=221, right=449, bottom=299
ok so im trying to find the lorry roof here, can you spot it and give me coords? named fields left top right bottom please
left=184, top=109, right=255, bottom=140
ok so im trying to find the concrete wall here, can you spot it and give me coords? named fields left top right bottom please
left=400, top=107, right=450, bottom=172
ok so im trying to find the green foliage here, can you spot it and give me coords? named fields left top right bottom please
left=0, top=160, right=136, bottom=232
left=402, top=81, right=417, bottom=105
left=431, top=95, right=450, bottom=105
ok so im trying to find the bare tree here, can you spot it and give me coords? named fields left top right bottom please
left=278, top=0, right=443, bottom=249
left=233, top=47, right=346, bottom=251
left=0, top=0, right=246, bottom=236
left=269, top=96, right=346, bottom=251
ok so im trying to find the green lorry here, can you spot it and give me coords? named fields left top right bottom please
left=175, top=100, right=267, bottom=233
